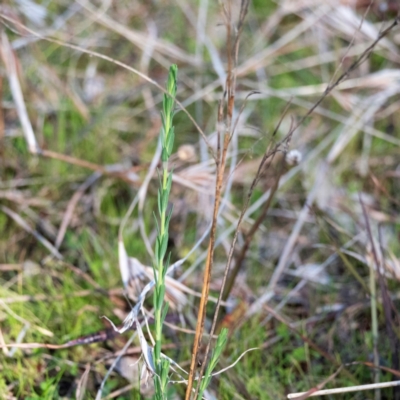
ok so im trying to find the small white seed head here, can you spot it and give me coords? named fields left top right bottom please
left=286, top=149, right=302, bottom=166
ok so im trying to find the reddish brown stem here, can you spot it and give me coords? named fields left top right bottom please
left=222, top=156, right=285, bottom=302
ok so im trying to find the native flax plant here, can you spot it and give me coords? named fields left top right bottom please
left=196, top=328, right=228, bottom=400
left=153, top=64, right=177, bottom=399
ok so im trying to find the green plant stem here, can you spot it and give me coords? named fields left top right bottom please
left=154, top=168, right=169, bottom=366
left=369, top=255, right=380, bottom=400
left=152, top=64, right=177, bottom=399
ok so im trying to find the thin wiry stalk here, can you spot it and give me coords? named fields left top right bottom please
left=327, top=0, right=373, bottom=88
left=196, top=15, right=400, bottom=399
left=185, top=19, right=234, bottom=393
left=221, top=99, right=293, bottom=303
left=221, top=154, right=285, bottom=302
left=361, top=197, right=400, bottom=400
left=378, top=227, right=400, bottom=400
left=185, top=105, right=228, bottom=399
left=359, top=195, right=381, bottom=400
left=369, top=237, right=381, bottom=400
left=223, top=15, right=400, bottom=323
left=287, top=17, right=399, bottom=140
left=187, top=2, right=251, bottom=399
left=184, top=29, right=229, bottom=400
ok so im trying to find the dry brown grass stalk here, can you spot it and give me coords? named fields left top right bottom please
left=221, top=99, right=294, bottom=303
left=185, top=2, right=250, bottom=397
left=187, top=8, right=399, bottom=399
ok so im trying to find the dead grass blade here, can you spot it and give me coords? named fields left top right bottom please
left=185, top=2, right=251, bottom=397
left=0, top=30, right=38, bottom=154
left=95, top=334, right=136, bottom=400
left=76, top=363, right=91, bottom=400
left=77, top=0, right=200, bottom=67
left=288, top=380, right=400, bottom=399
left=0, top=12, right=214, bottom=159
left=287, top=365, right=344, bottom=400
left=55, top=172, right=101, bottom=249
left=0, top=205, right=62, bottom=259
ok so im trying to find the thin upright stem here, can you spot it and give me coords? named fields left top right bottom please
left=152, top=64, right=177, bottom=399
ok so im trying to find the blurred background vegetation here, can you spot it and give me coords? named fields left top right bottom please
left=1, top=0, right=400, bottom=399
